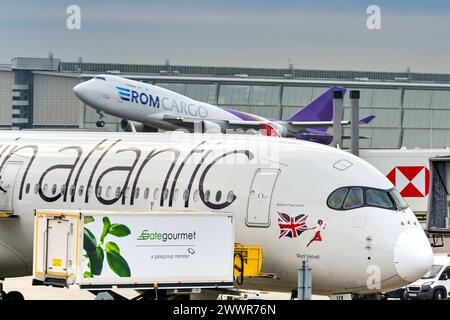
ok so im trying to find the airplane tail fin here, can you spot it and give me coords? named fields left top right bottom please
left=287, top=86, right=347, bottom=122
left=359, top=115, right=376, bottom=124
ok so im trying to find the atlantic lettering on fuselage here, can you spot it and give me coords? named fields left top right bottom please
left=0, top=138, right=250, bottom=210
left=116, top=86, right=209, bottom=118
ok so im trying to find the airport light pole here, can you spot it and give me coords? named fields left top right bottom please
left=332, top=90, right=343, bottom=148
left=297, top=259, right=312, bottom=300
left=350, top=90, right=360, bottom=156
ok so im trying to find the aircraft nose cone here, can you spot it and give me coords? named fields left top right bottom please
left=394, top=228, right=433, bottom=282
left=72, top=83, right=83, bottom=98
left=73, top=81, right=98, bottom=105
left=73, top=82, right=86, bottom=99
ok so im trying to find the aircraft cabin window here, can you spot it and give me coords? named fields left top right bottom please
left=183, top=189, right=189, bottom=202
left=163, top=188, right=169, bottom=200
left=135, top=187, right=140, bottom=199
left=106, top=186, right=112, bottom=198
left=50, top=184, right=57, bottom=195
left=60, top=184, right=67, bottom=196
left=34, top=183, right=39, bottom=194
left=205, top=190, right=211, bottom=202
left=70, top=185, right=75, bottom=197
left=153, top=188, right=160, bottom=201
left=115, top=187, right=121, bottom=198
left=216, top=190, right=222, bottom=202
left=96, top=186, right=102, bottom=197
left=366, top=189, right=394, bottom=209
left=43, top=184, right=48, bottom=194
left=227, top=191, right=235, bottom=203
left=193, top=189, right=199, bottom=202
left=343, top=187, right=363, bottom=209
left=25, top=183, right=30, bottom=194
left=327, top=188, right=349, bottom=209
left=144, top=188, right=149, bottom=199
left=173, top=189, right=179, bottom=201
left=78, top=185, right=84, bottom=196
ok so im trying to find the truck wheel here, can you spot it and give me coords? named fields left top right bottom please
left=5, top=291, right=25, bottom=300
left=96, top=120, right=105, bottom=128
left=0, top=290, right=6, bottom=300
left=433, top=290, right=444, bottom=300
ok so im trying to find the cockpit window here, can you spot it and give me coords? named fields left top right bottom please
left=366, top=189, right=394, bottom=209
left=327, top=188, right=349, bottom=209
left=343, top=187, right=363, bottom=209
left=327, top=186, right=409, bottom=211
left=389, top=188, right=409, bottom=210
left=94, top=76, right=106, bottom=80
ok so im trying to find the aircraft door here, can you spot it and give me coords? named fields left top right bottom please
left=246, top=169, right=280, bottom=227
left=0, top=161, right=23, bottom=216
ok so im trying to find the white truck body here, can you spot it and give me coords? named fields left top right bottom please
left=405, top=255, right=450, bottom=300
left=33, top=209, right=234, bottom=290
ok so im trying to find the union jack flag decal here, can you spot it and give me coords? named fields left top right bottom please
left=277, top=211, right=309, bottom=239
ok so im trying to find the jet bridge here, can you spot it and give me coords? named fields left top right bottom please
left=426, top=156, right=450, bottom=247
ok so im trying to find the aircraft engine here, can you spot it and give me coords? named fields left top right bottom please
left=120, top=119, right=144, bottom=132
left=198, top=120, right=223, bottom=134
left=270, top=123, right=287, bottom=137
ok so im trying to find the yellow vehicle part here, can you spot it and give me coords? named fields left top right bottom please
left=0, top=212, right=13, bottom=218
left=233, top=243, right=263, bottom=277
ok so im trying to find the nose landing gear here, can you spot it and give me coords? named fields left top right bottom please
left=96, top=110, right=106, bottom=128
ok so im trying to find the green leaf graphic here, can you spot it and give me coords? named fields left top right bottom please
left=106, top=251, right=131, bottom=277
left=89, top=246, right=104, bottom=276
left=100, top=217, right=111, bottom=243
left=84, top=216, right=95, bottom=224
left=105, top=241, right=120, bottom=254
left=83, top=271, right=92, bottom=278
left=108, top=224, right=131, bottom=237
left=83, top=228, right=97, bottom=254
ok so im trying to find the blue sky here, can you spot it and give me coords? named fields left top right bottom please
left=1, top=1, right=450, bottom=72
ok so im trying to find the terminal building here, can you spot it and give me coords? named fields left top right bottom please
left=1, top=57, right=450, bottom=149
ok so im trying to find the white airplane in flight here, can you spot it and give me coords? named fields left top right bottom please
left=73, top=75, right=374, bottom=144
left=0, top=131, right=431, bottom=299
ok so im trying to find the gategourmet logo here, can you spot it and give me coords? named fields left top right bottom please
left=137, top=230, right=197, bottom=242
left=115, top=86, right=160, bottom=107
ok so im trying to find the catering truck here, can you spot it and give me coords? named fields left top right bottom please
left=33, top=210, right=234, bottom=296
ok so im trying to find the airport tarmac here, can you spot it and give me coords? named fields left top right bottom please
left=3, top=241, right=448, bottom=300
left=2, top=276, right=329, bottom=300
